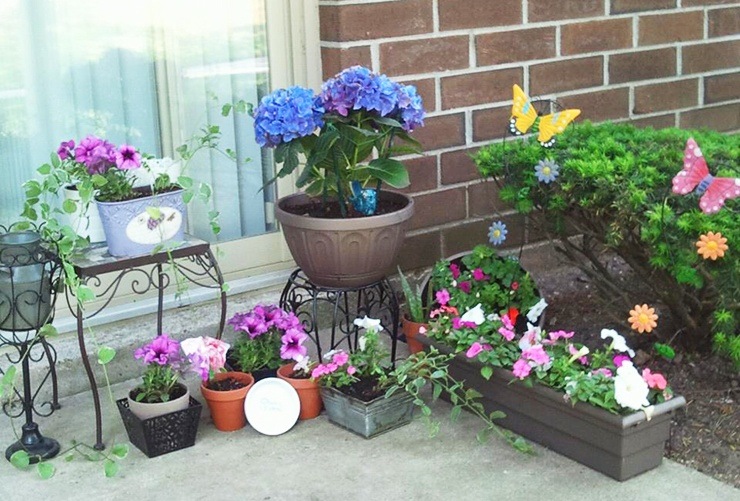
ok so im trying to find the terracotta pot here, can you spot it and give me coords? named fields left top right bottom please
left=275, top=191, right=414, bottom=288
left=277, top=363, right=323, bottom=420
left=200, top=372, right=254, bottom=431
left=127, top=383, right=190, bottom=421
left=401, top=316, right=427, bottom=354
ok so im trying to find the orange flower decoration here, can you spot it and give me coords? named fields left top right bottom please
left=696, top=232, right=728, bottom=261
left=628, top=304, right=658, bottom=334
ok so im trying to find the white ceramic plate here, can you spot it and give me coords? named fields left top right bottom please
left=244, top=377, right=300, bottom=436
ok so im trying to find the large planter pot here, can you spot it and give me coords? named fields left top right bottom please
left=64, top=185, right=106, bottom=243
left=126, top=383, right=190, bottom=421
left=117, top=396, right=202, bottom=458
left=200, top=372, right=255, bottom=432
left=277, top=363, right=323, bottom=420
left=96, top=187, right=187, bottom=257
left=275, top=191, right=414, bottom=288
left=418, top=336, right=686, bottom=481
left=319, top=385, right=415, bottom=438
left=401, top=316, right=426, bottom=355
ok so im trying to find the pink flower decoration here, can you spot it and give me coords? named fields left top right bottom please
left=568, top=344, right=588, bottom=365
left=450, top=263, right=461, bottom=279
left=522, top=345, right=550, bottom=366
left=458, top=281, right=471, bottom=294
left=347, top=365, right=357, bottom=375
left=472, top=268, right=489, bottom=281
left=642, top=368, right=667, bottom=390
left=512, top=359, right=531, bottom=379
left=613, top=354, right=631, bottom=367
left=435, top=289, right=450, bottom=306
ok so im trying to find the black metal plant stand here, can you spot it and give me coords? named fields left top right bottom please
left=279, top=269, right=399, bottom=361
left=0, top=227, right=61, bottom=463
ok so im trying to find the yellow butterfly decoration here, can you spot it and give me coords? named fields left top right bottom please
left=509, top=84, right=581, bottom=147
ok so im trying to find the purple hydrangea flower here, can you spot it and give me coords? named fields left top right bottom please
left=115, top=144, right=142, bottom=171
left=253, top=86, right=324, bottom=148
left=134, top=333, right=182, bottom=366
left=74, top=135, right=116, bottom=175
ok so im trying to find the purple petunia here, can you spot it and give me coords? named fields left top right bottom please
left=115, top=144, right=142, bottom=171
left=280, top=328, right=308, bottom=361
left=74, top=135, right=116, bottom=175
left=57, top=139, right=75, bottom=160
left=134, top=333, right=182, bottom=366
left=227, top=311, right=269, bottom=339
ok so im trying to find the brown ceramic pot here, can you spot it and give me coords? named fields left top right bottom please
left=277, top=363, right=323, bottom=420
left=401, top=316, right=427, bottom=354
left=275, top=191, right=414, bottom=288
left=200, top=372, right=254, bottom=431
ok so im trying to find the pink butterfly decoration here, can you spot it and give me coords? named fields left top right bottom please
left=672, top=138, right=740, bottom=214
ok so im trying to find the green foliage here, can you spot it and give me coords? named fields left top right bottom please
left=475, top=122, right=739, bottom=365
left=397, top=266, right=430, bottom=322
left=231, top=331, right=283, bottom=372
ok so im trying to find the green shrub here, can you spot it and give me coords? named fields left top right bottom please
left=474, top=121, right=739, bottom=367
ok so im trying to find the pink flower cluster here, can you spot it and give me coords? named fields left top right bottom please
left=57, top=135, right=141, bottom=175
left=228, top=305, right=308, bottom=361
left=311, top=351, right=355, bottom=378
left=134, top=333, right=182, bottom=367
left=180, top=336, right=230, bottom=381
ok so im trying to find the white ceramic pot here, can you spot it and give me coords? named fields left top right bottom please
left=127, top=384, right=190, bottom=420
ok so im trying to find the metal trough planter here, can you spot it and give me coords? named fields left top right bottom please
left=320, top=386, right=415, bottom=438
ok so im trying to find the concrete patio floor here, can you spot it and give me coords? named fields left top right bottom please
left=0, top=375, right=737, bottom=501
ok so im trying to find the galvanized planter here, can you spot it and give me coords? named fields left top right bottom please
left=320, top=386, right=415, bottom=438
left=418, top=336, right=686, bottom=481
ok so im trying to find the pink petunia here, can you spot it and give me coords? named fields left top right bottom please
left=512, top=359, right=531, bottom=379
left=498, top=325, right=516, bottom=341
left=452, top=317, right=478, bottom=330
left=642, top=368, right=667, bottom=390
left=332, top=351, right=349, bottom=366
left=466, top=342, right=487, bottom=358
left=458, top=281, right=471, bottom=294
left=522, top=345, right=550, bottom=366
left=347, top=365, right=357, bottom=375
left=592, top=368, right=613, bottom=378
left=472, top=268, right=489, bottom=281
left=613, top=354, right=631, bottom=368
left=450, top=263, right=461, bottom=279
left=435, top=289, right=450, bottom=306
left=568, top=344, right=589, bottom=365
left=548, top=330, right=575, bottom=343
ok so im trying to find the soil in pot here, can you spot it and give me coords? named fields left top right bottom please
left=206, top=377, right=247, bottom=391
left=341, top=376, right=387, bottom=402
left=283, top=197, right=407, bottom=219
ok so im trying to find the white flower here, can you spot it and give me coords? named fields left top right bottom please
left=526, top=298, right=549, bottom=323
left=518, top=324, right=543, bottom=351
left=572, top=346, right=590, bottom=360
left=460, top=304, right=486, bottom=326
left=358, top=336, right=367, bottom=351
left=292, top=354, right=310, bottom=373
left=353, top=316, right=383, bottom=332
left=642, top=405, right=655, bottom=422
left=486, top=313, right=500, bottom=323
left=323, top=349, right=339, bottom=360
left=600, top=329, right=635, bottom=357
left=613, top=361, right=650, bottom=411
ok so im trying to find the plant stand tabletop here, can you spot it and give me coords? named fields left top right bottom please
left=64, top=235, right=226, bottom=450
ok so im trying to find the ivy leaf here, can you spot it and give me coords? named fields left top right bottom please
left=10, top=450, right=30, bottom=469
left=480, top=366, right=493, bottom=380
left=37, top=461, right=55, bottom=479
left=103, top=459, right=119, bottom=478
left=1, top=365, right=17, bottom=398
left=111, top=443, right=129, bottom=459
left=97, top=347, right=116, bottom=365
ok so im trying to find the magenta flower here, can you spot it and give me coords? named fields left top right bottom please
left=280, top=328, right=308, bottom=360
left=642, top=368, right=667, bottom=390
left=435, top=289, right=450, bottom=306
left=450, top=263, right=461, bottom=279
left=548, top=330, right=575, bottom=343
left=568, top=344, right=589, bottom=365
left=466, top=341, right=491, bottom=358
left=613, top=354, right=631, bottom=367
left=522, top=345, right=550, bottom=366
left=311, top=363, right=335, bottom=378
left=115, top=144, right=142, bottom=170
left=472, top=268, right=489, bottom=281
left=458, top=281, right=471, bottom=294
left=134, top=333, right=181, bottom=366
left=74, top=135, right=116, bottom=174
left=498, top=325, right=516, bottom=341
left=228, top=312, right=269, bottom=339
left=452, top=317, right=477, bottom=330
left=347, top=365, right=357, bottom=375
left=332, top=351, right=349, bottom=366
left=512, top=359, right=531, bottom=379
left=57, top=139, right=75, bottom=160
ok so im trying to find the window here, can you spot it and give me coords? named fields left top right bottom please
left=0, top=0, right=319, bottom=283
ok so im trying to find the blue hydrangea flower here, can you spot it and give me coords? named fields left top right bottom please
left=253, top=86, right=324, bottom=148
left=397, top=85, right=425, bottom=131
left=488, top=221, right=508, bottom=246
left=535, top=159, right=560, bottom=184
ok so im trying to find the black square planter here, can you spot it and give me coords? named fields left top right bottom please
left=117, top=397, right=202, bottom=458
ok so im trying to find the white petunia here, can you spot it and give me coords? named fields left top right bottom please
left=486, top=313, right=501, bottom=323
left=353, top=316, right=383, bottom=332
left=460, top=304, right=486, bottom=326
left=323, top=349, right=339, bottom=360
left=526, top=298, right=549, bottom=323
left=518, top=324, right=543, bottom=351
left=292, top=354, right=310, bottom=373
left=613, top=361, right=650, bottom=411
left=600, top=328, right=635, bottom=357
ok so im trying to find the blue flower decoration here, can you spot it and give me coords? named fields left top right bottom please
left=349, top=181, right=377, bottom=215
left=488, top=221, right=508, bottom=246
left=535, top=159, right=560, bottom=184
left=253, top=86, right=324, bottom=148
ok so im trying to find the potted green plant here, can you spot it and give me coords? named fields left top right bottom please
left=116, top=333, right=203, bottom=458
left=226, top=304, right=309, bottom=381
left=253, top=66, right=426, bottom=287
left=397, top=266, right=431, bottom=354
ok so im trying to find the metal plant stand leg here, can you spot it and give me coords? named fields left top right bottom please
left=279, top=269, right=399, bottom=360
left=76, top=307, right=104, bottom=450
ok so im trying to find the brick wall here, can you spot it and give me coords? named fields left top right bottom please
left=318, top=0, right=740, bottom=271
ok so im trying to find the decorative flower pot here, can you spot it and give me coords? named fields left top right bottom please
left=277, top=363, right=323, bottom=420
left=200, top=372, right=254, bottom=432
left=63, top=185, right=106, bottom=243
left=275, top=191, right=414, bottom=288
left=319, top=386, right=415, bottom=438
left=95, top=188, right=187, bottom=257
left=418, top=336, right=686, bottom=481
left=126, top=383, right=190, bottom=421
left=117, top=396, right=202, bottom=458
left=401, top=316, right=427, bottom=354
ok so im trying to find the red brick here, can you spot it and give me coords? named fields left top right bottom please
left=558, top=88, right=630, bottom=123
left=639, top=11, right=704, bottom=46
left=321, top=47, right=372, bottom=80
left=705, top=72, right=740, bottom=104
left=397, top=230, right=441, bottom=271
left=442, top=213, right=525, bottom=256
left=409, top=188, right=467, bottom=230
left=405, top=78, right=436, bottom=112
left=680, top=103, right=740, bottom=131
left=441, top=148, right=481, bottom=185
left=709, top=7, right=740, bottom=38
left=528, top=0, right=604, bottom=22
left=441, top=68, right=523, bottom=110
left=439, top=0, right=521, bottom=30
left=413, top=113, right=466, bottom=151
left=683, top=41, right=740, bottom=74
left=530, top=57, right=603, bottom=95
left=611, top=0, right=675, bottom=14
left=319, top=0, right=433, bottom=42
left=472, top=106, right=515, bottom=142
left=398, top=155, right=437, bottom=194
left=468, top=181, right=512, bottom=217
left=609, top=48, right=676, bottom=84
left=562, top=19, right=633, bottom=55
left=476, top=28, right=556, bottom=66
left=380, top=36, right=469, bottom=77
left=683, top=0, right=738, bottom=6
left=633, top=79, right=699, bottom=114
left=629, top=114, right=678, bottom=129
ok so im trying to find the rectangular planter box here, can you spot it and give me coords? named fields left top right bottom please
left=320, top=386, right=415, bottom=438
left=418, top=336, right=686, bottom=481
left=117, top=397, right=202, bottom=458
